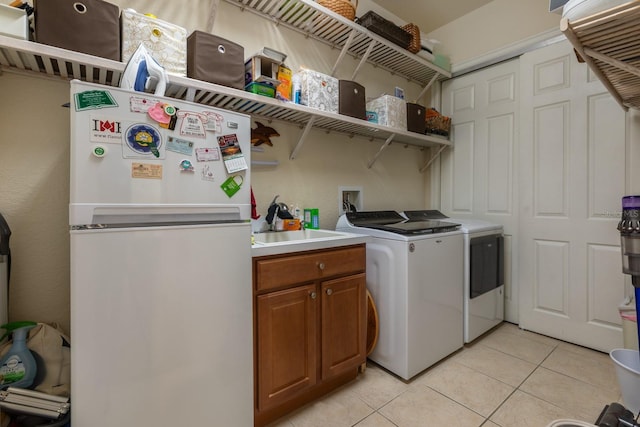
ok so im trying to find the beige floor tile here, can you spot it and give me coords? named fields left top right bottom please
left=478, top=329, right=555, bottom=364
left=498, top=322, right=561, bottom=348
left=490, top=390, right=580, bottom=427
left=284, top=386, right=375, bottom=427
left=519, top=367, right=619, bottom=422
left=266, top=418, right=295, bottom=427
left=348, top=363, right=410, bottom=409
left=557, top=340, right=610, bottom=358
left=379, top=385, right=485, bottom=427
left=452, top=343, right=537, bottom=387
left=353, top=412, right=397, bottom=427
left=482, top=421, right=501, bottom=427
left=414, top=360, right=514, bottom=417
left=542, top=346, right=620, bottom=391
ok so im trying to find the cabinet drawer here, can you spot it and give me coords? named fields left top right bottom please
left=255, top=245, right=365, bottom=292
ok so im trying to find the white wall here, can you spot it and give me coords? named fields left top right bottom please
left=0, top=73, right=71, bottom=330
left=427, top=0, right=561, bottom=66
left=0, top=0, right=431, bottom=334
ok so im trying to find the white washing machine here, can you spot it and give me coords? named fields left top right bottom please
left=403, top=211, right=504, bottom=343
left=336, top=211, right=464, bottom=380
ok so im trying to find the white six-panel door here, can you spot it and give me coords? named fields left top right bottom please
left=439, top=40, right=630, bottom=351
left=440, top=59, right=520, bottom=323
left=518, top=40, right=628, bottom=351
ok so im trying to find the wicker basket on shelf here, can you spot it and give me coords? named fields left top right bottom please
left=401, top=23, right=421, bottom=54
left=317, top=0, right=358, bottom=21
left=425, top=108, right=451, bottom=137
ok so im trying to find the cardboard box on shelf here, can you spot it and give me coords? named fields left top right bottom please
left=121, top=9, right=188, bottom=76
left=366, top=95, right=407, bottom=130
left=296, top=69, right=339, bottom=113
left=276, top=64, right=292, bottom=101
left=244, top=49, right=286, bottom=88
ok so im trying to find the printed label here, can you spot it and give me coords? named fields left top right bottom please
left=0, top=355, right=26, bottom=385
left=131, top=163, right=163, bottom=179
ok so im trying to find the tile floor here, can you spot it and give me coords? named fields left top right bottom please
left=267, top=322, right=623, bottom=427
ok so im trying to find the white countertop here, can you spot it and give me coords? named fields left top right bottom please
left=251, top=229, right=370, bottom=257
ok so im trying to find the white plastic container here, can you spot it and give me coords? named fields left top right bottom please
left=0, top=4, right=28, bottom=40
left=545, top=420, right=597, bottom=427
left=619, top=306, right=638, bottom=350
left=610, top=348, right=640, bottom=414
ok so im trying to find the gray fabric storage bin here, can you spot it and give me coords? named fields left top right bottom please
left=187, top=31, right=244, bottom=90
left=34, top=0, right=120, bottom=61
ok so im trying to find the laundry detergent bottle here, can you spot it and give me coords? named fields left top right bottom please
left=0, top=321, right=37, bottom=389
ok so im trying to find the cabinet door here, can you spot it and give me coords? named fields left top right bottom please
left=320, top=273, right=367, bottom=380
left=256, top=284, right=318, bottom=412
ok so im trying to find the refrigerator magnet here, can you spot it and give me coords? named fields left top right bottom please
left=74, top=90, right=118, bottom=111
left=201, top=110, right=223, bottom=134
left=221, top=175, right=243, bottom=198
left=130, top=96, right=153, bottom=112
left=201, top=165, right=215, bottom=182
left=166, top=136, right=194, bottom=156
left=131, top=163, right=163, bottom=179
left=90, top=117, right=123, bottom=143
left=195, top=147, right=220, bottom=162
left=178, top=111, right=206, bottom=138
left=179, top=159, right=194, bottom=172
left=123, top=123, right=164, bottom=159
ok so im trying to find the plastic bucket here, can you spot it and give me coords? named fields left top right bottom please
left=619, top=307, right=639, bottom=350
left=545, top=420, right=597, bottom=426
left=610, top=348, right=640, bottom=414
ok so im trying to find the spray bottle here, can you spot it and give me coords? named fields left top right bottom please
left=0, top=321, right=37, bottom=389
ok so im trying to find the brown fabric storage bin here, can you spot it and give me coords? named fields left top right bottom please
left=339, top=80, right=366, bottom=120
left=34, top=0, right=120, bottom=61
left=187, top=31, right=244, bottom=90
left=407, top=103, right=426, bottom=134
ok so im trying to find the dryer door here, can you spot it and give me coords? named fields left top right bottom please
left=470, top=234, right=504, bottom=298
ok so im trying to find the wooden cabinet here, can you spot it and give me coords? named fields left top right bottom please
left=253, top=244, right=366, bottom=426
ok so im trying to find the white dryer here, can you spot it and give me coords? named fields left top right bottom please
left=336, top=211, right=464, bottom=380
left=403, top=211, right=504, bottom=343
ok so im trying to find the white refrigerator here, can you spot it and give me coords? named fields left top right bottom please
left=69, top=80, right=253, bottom=426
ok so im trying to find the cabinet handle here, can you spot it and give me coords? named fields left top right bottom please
left=309, top=291, right=317, bottom=299
left=317, top=262, right=325, bottom=271
left=326, top=288, right=333, bottom=296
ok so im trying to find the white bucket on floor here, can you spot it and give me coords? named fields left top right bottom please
left=610, top=348, right=640, bottom=414
left=545, top=420, right=597, bottom=427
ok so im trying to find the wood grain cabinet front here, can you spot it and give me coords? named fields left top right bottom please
left=253, top=244, right=366, bottom=427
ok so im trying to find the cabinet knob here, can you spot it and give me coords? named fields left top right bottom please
left=317, top=262, right=325, bottom=271
left=309, top=291, right=317, bottom=299
left=326, top=288, right=333, bottom=296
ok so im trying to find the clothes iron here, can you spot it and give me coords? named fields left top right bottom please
left=119, top=43, right=168, bottom=96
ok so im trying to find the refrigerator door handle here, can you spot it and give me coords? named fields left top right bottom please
left=70, top=204, right=246, bottom=229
